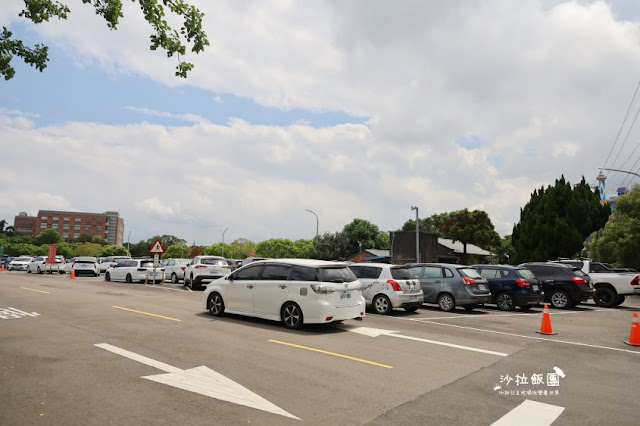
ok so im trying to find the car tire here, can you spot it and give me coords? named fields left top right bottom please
left=207, top=292, right=225, bottom=316
left=438, top=293, right=456, bottom=312
left=593, top=287, right=617, bottom=308
left=372, top=294, right=393, bottom=315
left=496, top=292, right=516, bottom=311
left=105, top=272, right=111, bottom=282
left=37, top=267, right=42, bottom=274
left=281, top=302, right=303, bottom=329
left=614, top=295, right=626, bottom=306
left=125, top=274, right=133, bottom=284
left=171, top=273, right=179, bottom=284
left=188, top=274, right=197, bottom=290
left=550, top=290, right=571, bottom=309
left=464, top=304, right=478, bottom=311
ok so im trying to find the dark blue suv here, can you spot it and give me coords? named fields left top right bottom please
left=472, top=264, right=545, bottom=311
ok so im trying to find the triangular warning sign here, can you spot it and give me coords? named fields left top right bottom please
left=149, top=239, right=165, bottom=254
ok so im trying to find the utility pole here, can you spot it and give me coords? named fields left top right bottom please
left=411, top=206, right=419, bottom=262
left=305, top=209, right=319, bottom=239
left=222, top=227, right=229, bottom=257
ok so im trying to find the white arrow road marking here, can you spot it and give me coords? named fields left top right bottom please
left=491, top=399, right=565, bottom=426
left=338, top=326, right=508, bottom=357
left=95, top=343, right=300, bottom=420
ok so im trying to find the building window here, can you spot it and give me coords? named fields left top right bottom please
left=41, top=216, right=48, bottom=220
left=40, top=223, right=47, bottom=229
left=75, top=218, right=81, bottom=222
left=52, top=223, right=58, bottom=229
left=85, top=225, right=91, bottom=231
left=74, top=225, right=80, bottom=230
left=52, top=217, right=59, bottom=221
left=73, top=233, right=80, bottom=238
left=63, top=224, right=69, bottom=230
left=63, top=233, right=69, bottom=238
left=64, top=217, right=70, bottom=222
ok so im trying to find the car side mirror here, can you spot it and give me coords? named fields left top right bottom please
left=227, top=275, right=234, bottom=281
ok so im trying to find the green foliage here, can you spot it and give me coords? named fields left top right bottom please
left=53, top=241, right=74, bottom=258
left=254, top=238, right=315, bottom=258
left=76, top=242, right=103, bottom=256
left=589, top=184, right=640, bottom=269
left=3, top=242, right=40, bottom=256
left=35, top=228, right=62, bottom=245
left=203, top=243, right=234, bottom=258
left=400, top=212, right=456, bottom=234
left=165, top=244, right=190, bottom=259
left=101, top=244, right=129, bottom=256
left=2, top=0, right=209, bottom=80
left=229, top=238, right=256, bottom=259
left=293, top=239, right=316, bottom=259
left=512, top=176, right=609, bottom=263
left=313, top=231, right=351, bottom=261
left=439, top=209, right=501, bottom=254
left=129, top=234, right=186, bottom=257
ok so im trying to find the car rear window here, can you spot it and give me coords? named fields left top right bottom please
left=390, top=267, right=414, bottom=280
left=318, top=267, right=357, bottom=283
left=140, top=261, right=155, bottom=268
left=201, top=258, right=226, bottom=265
left=516, top=269, right=536, bottom=280
left=290, top=266, right=318, bottom=281
left=458, top=267, right=483, bottom=279
left=76, top=260, right=96, bottom=264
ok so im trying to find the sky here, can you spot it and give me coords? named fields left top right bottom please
left=2, top=0, right=640, bottom=247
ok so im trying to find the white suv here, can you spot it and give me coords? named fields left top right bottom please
left=184, top=256, right=230, bottom=289
left=349, top=263, right=423, bottom=314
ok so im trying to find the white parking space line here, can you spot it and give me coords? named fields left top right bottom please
left=491, top=400, right=564, bottom=426
left=420, top=321, right=640, bottom=355
left=374, top=308, right=611, bottom=322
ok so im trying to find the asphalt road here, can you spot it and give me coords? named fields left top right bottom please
left=1, top=271, right=639, bottom=425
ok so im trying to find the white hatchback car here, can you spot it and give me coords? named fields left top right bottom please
left=184, top=256, right=230, bottom=289
left=104, top=258, right=164, bottom=284
left=349, top=263, right=423, bottom=314
left=203, top=259, right=366, bottom=329
left=67, top=256, right=100, bottom=277
left=161, top=258, right=192, bottom=283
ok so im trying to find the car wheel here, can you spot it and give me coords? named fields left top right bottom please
left=438, top=293, right=456, bottom=312
left=125, top=274, right=133, bottom=284
left=550, top=290, right=571, bottom=309
left=171, top=273, right=179, bottom=284
left=496, top=292, right=516, bottom=311
left=105, top=272, right=111, bottom=282
left=593, top=287, right=617, bottom=308
left=207, top=292, right=225, bottom=316
left=37, top=267, right=42, bottom=274
left=464, top=304, right=478, bottom=311
left=372, top=294, right=393, bottom=315
left=27, top=268, right=31, bottom=273
left=614, top=295, right=626, bottom=306
left=188, top=274, right=196, bottom=290
left=281, top=302, right=304, bottom=329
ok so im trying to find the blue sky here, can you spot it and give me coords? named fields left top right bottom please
left=2, top=0, right=640, bottom=245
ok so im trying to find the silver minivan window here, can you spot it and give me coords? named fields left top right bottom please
left=318, top=267, right=357, bottom=283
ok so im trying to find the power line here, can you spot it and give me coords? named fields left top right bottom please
left=609, top=103, right=640, bottom=176
left=603, top=80, right=640, bottom=171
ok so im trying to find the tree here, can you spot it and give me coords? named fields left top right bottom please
left=229, top=238, right=256, bottom=259
left=512, top=176, right=609, bottom=263
left=589, top=184, right=640, bottom=269
left=165, top=243, right=190, bottom=259
left=255, top=238, right=305, bottom=258
left=129, top=234, right=186, bottom=257
left=313, top=231, right=352, bottom=261
left=2, top=0, right=209, bottom=80
left=100, top=244, right=129, bottom=256
left=439, top=209, right=501, bottom=257
left=76, top=242, right=103, bottom=256
left=34, top=228, right=62, bottom=245
left=400, top=212, right=456, bottom=234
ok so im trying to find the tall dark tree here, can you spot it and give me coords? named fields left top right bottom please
left=512, top=176, right=609, bottom=263
left=439, top=209, right=501, bottom=255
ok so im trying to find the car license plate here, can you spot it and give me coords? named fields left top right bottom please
left=340, top=292, right=351, bottom=300
left=533, top=285, right=539, bottom=291
left=410, top=295, right=419, bottom=302
left=478, top=284, right=487, bottom=291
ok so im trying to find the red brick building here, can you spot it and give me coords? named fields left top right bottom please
left=13, top=210, right=125, bottom=245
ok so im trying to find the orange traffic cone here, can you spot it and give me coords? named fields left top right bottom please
left=536, top=304, right=557, bottom=335
left=70, top=269, right=75, bottom=279
left=0, top=264, right=4, bottom=272
left=624, top=312, right=640, bottom=346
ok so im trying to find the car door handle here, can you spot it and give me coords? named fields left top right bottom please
left=247, top=284, right=254, bottom=289
left=434, top=280, right=441, bottom=283
left=279, top=284, right=288, bottom=289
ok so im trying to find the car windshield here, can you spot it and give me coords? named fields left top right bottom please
left=15, top=257, right=32, bottom=261
left=317, top=267, right=357, bottom=283
left=458, top=267, right=483, bottom=279
left=201, top=258, right=226, bottom=265
left=516, top=269, right=536, bottom=280
left=140, top=260, right=155, bottom=268
left=390, top=267, right=415, bottom=280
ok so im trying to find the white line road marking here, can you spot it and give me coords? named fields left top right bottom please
left=491, top=399, right=565, bottom=426
left=95, top=343, right=300, bottom=420
left=338, top=326, right=508, bottom=357
left=371, top=308, right=610, bottom=322
left=420, top=321, right=640, bottom=355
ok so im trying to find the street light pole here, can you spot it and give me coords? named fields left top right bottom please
left=127, top=231, right=131, bottom=255
left=411, top=206, right=419, bottom=262
left=222, top=227, right=229, bottom=257
left=305, top=209, right=319, bottom=239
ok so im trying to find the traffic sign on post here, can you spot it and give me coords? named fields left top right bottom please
left=149, top=239, right=165, bottom=254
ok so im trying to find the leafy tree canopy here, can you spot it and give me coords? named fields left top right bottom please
left=75, top=242, right=103, bottom=257
left=229, top=238, right=256, bottom=259
left=165, top=243, right=190, bottom=259
left=101, top=244, right=129, bottom=256
left=2, top=0, right=209, bottom=80
left=34, top=228, right=62, bottom=245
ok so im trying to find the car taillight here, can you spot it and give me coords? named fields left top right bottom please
left=222, top=265, right=230, bottom=269
left=387, top=280, right=402, bottom=291
left=572, top=276, right=587, bottom=284
left=195, top=265, right=207, bottom=269
left=631, top=276, right=639, bottom=286
left=181, top=266, right=186, bottom=271
left=310, top=284, right=328, bottom=294
left=515, top=279, right=531, bottom=288
left=462, top=276, right=476, bottom=284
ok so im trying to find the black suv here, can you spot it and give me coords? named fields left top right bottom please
left=472, top=265, right=545, bottom=311
left=518, top=262, right=595, bottom=309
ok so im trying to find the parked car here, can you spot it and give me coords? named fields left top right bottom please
left=348, top=263, right=423, bottom=314
left=202, top=259, right=366, bottom=329
left=161, top=258, right=192, bottom=283
left=472, top=264, right=544, bottom=311
left=518, top=262, right=595, bottom=309
left=406, top=263, right=492, bottom=312
left=7, top=256, right=33, bottom=271
left=27, top=255, right=65, bottom=274
left=184, top=256, right=231, bottom=289
left=241, top=256, right=269, bottom=266
left=1, top=255, right=13, bottom=269
left=67, top=256, right=100, bottom=277
left=550, top=259, right=640, bottom=307
left=99, top=256, right=132, bottom=273
left=64, top=257, right=78, bottom=274
left=104, top=258, right=164, bottom=284
left=226, top=259, right=243, bottom=271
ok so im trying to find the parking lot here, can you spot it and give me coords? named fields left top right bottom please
left=1, top=271, right=639, bottom=425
